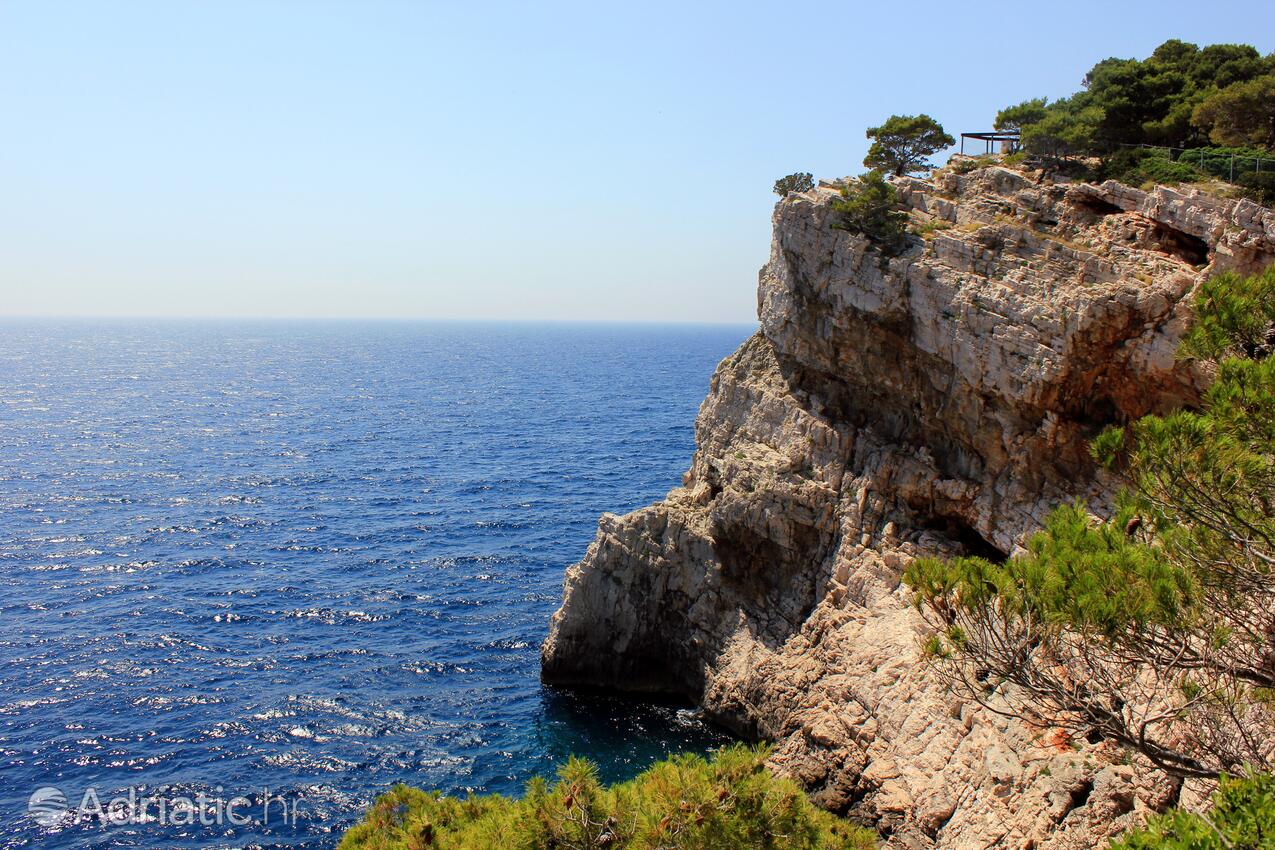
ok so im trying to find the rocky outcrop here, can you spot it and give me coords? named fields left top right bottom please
left=542, top=165, right=1275, bottom=848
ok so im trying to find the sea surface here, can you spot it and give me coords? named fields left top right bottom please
left=0, top=319, right=753, bottom=849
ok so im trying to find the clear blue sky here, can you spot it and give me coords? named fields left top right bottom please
left=2, top=1, right=1272, bottom=322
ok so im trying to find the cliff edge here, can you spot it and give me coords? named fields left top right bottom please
left=541, top=165, right=1275, bottom=848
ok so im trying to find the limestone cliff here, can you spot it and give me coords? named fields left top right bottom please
left=541, top=165, right=1275, bottom=848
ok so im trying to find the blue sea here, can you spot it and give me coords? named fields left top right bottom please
left=0, top=320, right=753, bottom=849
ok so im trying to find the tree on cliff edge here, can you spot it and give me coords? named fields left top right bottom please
left=905, top=265, right=1275, bottom=781
left=863, top=114, right=954, bottom=176
left=773, top=172, right=815, bottom=197
left=830, top=170, right=908, bottom=256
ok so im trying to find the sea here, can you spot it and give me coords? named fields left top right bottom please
left=0, top=319, right=754, bottom=849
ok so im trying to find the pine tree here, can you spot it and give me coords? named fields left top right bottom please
left=862, top=115, right=954, bottom=176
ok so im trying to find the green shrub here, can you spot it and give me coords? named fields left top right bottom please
left=1109, top=772, right=1275, bottom=849
left=1100, top=148, right=1203, bottom=185
left=950, top=156, right=997, bottom=175
left=1102, top=145, right=1275, bottom=192
left=1138, top=156, right=1207, bottom=184
left=1178, top=146, right=1273, bottom=182
left=1238, top=171, right=1275, bottom=206
left=830, top=171, right=909, bottom=256
left=338, top=745, right=876, bottom=850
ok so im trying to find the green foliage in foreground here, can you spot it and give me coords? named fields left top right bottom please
left=1179, top=265, right=1275, bottom=360
left=338, top=745, right=875, bottom=850
left=1109, top=773, right=1275, bottom=849
left=830, top=171, right=908, bottom=256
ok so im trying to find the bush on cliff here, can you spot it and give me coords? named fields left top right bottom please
left=1239, top=171, right=1275, bottom=206
left=1098, top=147, right=1205, bottom=186
left=338, top=744, right=876, bottom=850
left=905, top=264, right=1275, bottom=781
left=830, top=171, right=908, bottom=257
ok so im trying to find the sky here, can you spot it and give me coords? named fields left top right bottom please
left=2, top=1, right=1272, bottom=323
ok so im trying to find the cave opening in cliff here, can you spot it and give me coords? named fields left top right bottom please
left=1149, top=222, right=1210, bottom=266
left=1076, top=393, right=1119, bottom=432
left=924, top=515, right=1008, bottom=563
left=1072, top=195, right=1125, bottom=218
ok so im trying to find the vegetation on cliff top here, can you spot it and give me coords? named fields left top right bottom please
left=997, top=40, right=1274, bottom=154
left=773, top=172, right=815, bottom=197
left=773, top=114, right=954, bottom=257
left=338, top=744, right=875, bottom=850
left=994, top=39, right=1274, bottom=201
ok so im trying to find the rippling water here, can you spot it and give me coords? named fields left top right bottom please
left=0, top=319, right=752, bottom=849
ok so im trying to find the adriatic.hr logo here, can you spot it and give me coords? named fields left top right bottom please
left=23, top=784, right=301, bottom=829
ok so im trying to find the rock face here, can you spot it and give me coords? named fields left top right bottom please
left=541, top=166, right=1275, bottom=848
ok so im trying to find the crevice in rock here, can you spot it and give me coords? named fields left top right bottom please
left=927, top=804, right=958, bottom=840
left=1156, top=777, right=1185, bottom=812
left=1057, top=778, right=1095, bottom=823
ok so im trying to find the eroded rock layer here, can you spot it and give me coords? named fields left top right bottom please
left=541, top=166, right=1275, bottom=848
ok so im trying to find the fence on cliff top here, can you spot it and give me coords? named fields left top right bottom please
left=1116, top=143, right=1271, bottom=182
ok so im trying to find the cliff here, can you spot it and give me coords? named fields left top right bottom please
left=541, top=164, right=1275, bottom=848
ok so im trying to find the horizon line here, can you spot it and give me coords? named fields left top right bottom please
left=0, top=313, right=761, bottom=327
